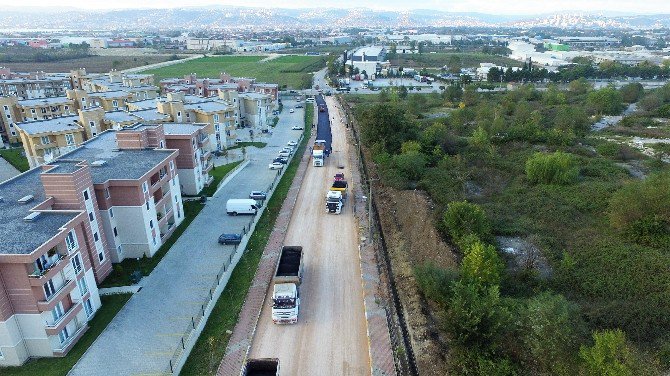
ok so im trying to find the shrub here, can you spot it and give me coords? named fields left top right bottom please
left=525, top=152, right=579, bottom=185
left=609, top=173, right=670, bottom=247
left=461, top=240, right=504, bottom=287
left=414, top=264, right=459, bottom=308
left=444, top=201, right=491, bottom=244
left=579, top=330, right=635, bottom=376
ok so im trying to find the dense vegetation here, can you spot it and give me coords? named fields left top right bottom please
left=0, top=44, right=91, bottom=63
left=350, top=80, right=670, bottom=374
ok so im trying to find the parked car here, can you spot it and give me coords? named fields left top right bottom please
left=269, top=162, right=284, bottom=170
left=291, top=125, right=304, bottom=130
left=287, top=141, right=298, bottom=147
left=249, top=191, right=268, bottom=200
left=235, top=138, right=242, bottom=143
left=295, top=104, right=303, bottom=108
left=289, top=109, right=295, bottom=113
left=281, top=147, right=293, bottom=154
left=218, top=233, right=242, bottom=245
left=274, top=157, right=288, bottom=164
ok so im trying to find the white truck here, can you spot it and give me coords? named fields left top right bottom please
left=326, top=190, right=343, bottom=214
left=272, top=246, right=303, bottom=324
left=226, top=199, right=258, bottom=216
left=312, top=140, right=326, bottom=167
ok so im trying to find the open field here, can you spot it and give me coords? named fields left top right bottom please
left=0, top=55, right=178, bottom=73
left=394, top=52, right=522, bottom=69
left=145, top=55, right=326, bottom=89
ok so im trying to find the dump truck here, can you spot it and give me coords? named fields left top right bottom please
left=312, top=140, right=326, bottom=167
left=330, top=180, right=348, bottom=199
left=326, top=190, right=344, bottom=214
left=272, top=246, right=303, bottom=324
left=240, top=358, right=280, bottom=376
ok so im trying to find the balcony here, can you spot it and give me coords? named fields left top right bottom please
left=45, top=302, right=82, bottom=336
left=37, top=279, right=75, bottom=311
left=29, top=253, right=66, bottom=279
left=53, top=322, right=88, bottom=356
left=154, top=188, right=170, bottom=208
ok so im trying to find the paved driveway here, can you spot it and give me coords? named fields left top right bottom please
left=0, top=156, right=20, bottom=183
left=69, top=101, right=305, bottom=376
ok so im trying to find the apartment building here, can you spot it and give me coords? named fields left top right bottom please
left=17, top=97, right=76, bottom=122
left=162, top=123, right=213, bottom=195
left=15, top=117, right=86, bottom=168
left=0, top=76, right=72, bottom=100
left=0, top=96, right=22, bottom=143
left=88, top=91, right=133, bottom=112
left=0, top=163, right=112, bottom=365
left=239, top=92, right=273, bottom=129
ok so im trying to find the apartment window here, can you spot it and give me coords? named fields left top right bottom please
left=65, top=133, right=75, bottom=145
left=109, top=208, right=114, bottom=218
left=41, top=136, right=50, bottom=145
left=77, top=277, right=88, bottom=297
left=51, top=302, right=65, bottom=323
left=6, top=113, right=10, bottom=119
left=149, top=220, right=153, bottom=229
left=88, top=212, right=94, bottom=222
left=71, top=253, right=83, bottom=274
left=93, top=232, right=99, bottom=242
left=175, top=196, right=178, bottom=203
left=159, top=141, right=164, bottom=148
left=153, top=236, right=157, bottom=246
left=10, top=130, right=15, bottom=136
left=64, top=105, right=69, bottom=111
left=84, top=299, right=93, bottom=317
left=2, top=105, right=8, bottom=111
left=30, top=108, right=36, bottom=114
left=142, top=182, right=148, bottom=193
left=213, top=114, right=219, bottom=123
left=58, top=327, right=70, bottom=344
left=65, top=230, right=78, bottom=252
left=145, top=201, right=150, bottom=211
left=113, top=227, right=118, bottom=237
left=177, top=111, right=181, bottom=117
left=43, top=279, right=56, bottom=300
left=83, top=189, right=90, bottom=201
left=104, top=188, right=110, bottom=199
left=112, top=100, right=118, bottom=108
left=192, top=138, right=196, bottom=147
left=98, top=250, right=105, bottom=263
left=40, top=108, right=47, bottom=114
left=172, top=179, right=175, bottom=187
left=169, top=160, right=174, bottom=171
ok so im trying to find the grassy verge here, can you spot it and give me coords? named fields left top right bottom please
left=200, top=160, right=243, bottom=197
left=180, top=104, right=312, bottom=375
left=99, top=201, right=205, bottom=287
left=226, top=142, right=267, bottom=150
left=0, top=294, right=132, bottom=376
left=0, top=148, right=29, bottom=172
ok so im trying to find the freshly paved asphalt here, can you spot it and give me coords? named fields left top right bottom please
left=69, top=100, right=305, bottom=376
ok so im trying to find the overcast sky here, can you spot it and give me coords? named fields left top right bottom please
left=2, top=0, right=668, bottom=15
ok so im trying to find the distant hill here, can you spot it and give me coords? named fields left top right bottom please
left=0, top=7, right=669, bottom=31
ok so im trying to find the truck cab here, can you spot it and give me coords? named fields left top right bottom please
left=326, top=190, right=343, bottom=214
left=272, top=283, right=299, bottom=324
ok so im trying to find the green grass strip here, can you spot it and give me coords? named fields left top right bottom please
left=200, top=160, right=243, bottom=197
left=0, top=294, right=132, bottom=376
left=180, top=103, right=313, bottom=375
left=0, top=148, right=29, bottom=172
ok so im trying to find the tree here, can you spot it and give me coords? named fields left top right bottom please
left=587, top=87, right=624, bottom=115
left=568, top=78, right=592, bottom=95
left=444, top=201, right=491, bottom=243
left=398, top=85, right=408, bottom=99
left=522, top=293, right=584, bottom=374
left=620, top=83, right=644, bottom=103
left=446, top=281, right=510, bottom=349
left=448, top=55, right=462, bottom=74
left=358, top=103, right=416, bottom=154
left=461, top=240, right=503, bottom=286
left=579, top=330, right=635, bottom=376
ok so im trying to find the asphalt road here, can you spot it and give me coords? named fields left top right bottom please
left=249, top=97, right=371, bottom=375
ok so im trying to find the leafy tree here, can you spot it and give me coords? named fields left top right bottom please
left=443, top=84, right=463, bottom=102
left=543, top=84, right=567, bottom=105
left=620, top=83, right=644, bottom=103
left=358, top=103, right=416, bottom=154
left=444, top=201, right=491, bottom=243
left=448, top=55, right=462, bottom=74
left=525, top=152, right=579, bottom=185
left=639, top=93, right=663, bottom=112
left=568, top=78, right=592, bottom=95
left=579, top=330, right=635, bottom=376
left=461, top=240, right=504, bottom=286
left=587, top=87, right=624, bottom=115
left=446, top=281, right=511, bottom=348
left=414, top=264, right=459, bottom=308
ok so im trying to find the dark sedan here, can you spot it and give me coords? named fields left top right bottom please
left=218, top=233, right=242, bottom=245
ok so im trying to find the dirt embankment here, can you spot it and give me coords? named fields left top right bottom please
left=375, top=185, right=458, bottom=375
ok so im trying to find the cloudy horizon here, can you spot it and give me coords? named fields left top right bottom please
left=0, top=0, right=669, bottom=16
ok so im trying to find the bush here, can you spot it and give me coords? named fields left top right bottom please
left=525, top=152, right=579, bottom=185
left=579, top=330, right=636, bottom=376
left=609, top=173, right=670, bottom=247
left=414, top=264, right=459, bottom=308
left=444, top=201, right=491, bottom=244
left=461, top=239, right=504, bottom=287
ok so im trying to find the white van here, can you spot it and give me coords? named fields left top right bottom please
left=226, top=199, right=258, bottom=215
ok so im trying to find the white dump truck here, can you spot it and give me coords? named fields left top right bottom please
left=312, top=140, right=326, bottom=167
left=326, top=190, right=343, bottom=214
left=272, top=246, right=303, bottom=324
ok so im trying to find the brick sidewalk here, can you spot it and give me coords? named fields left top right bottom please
left=217, top=132, right=315, bottom=376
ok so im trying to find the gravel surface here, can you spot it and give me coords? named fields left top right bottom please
left=249, top=98, right=371, bottom=375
